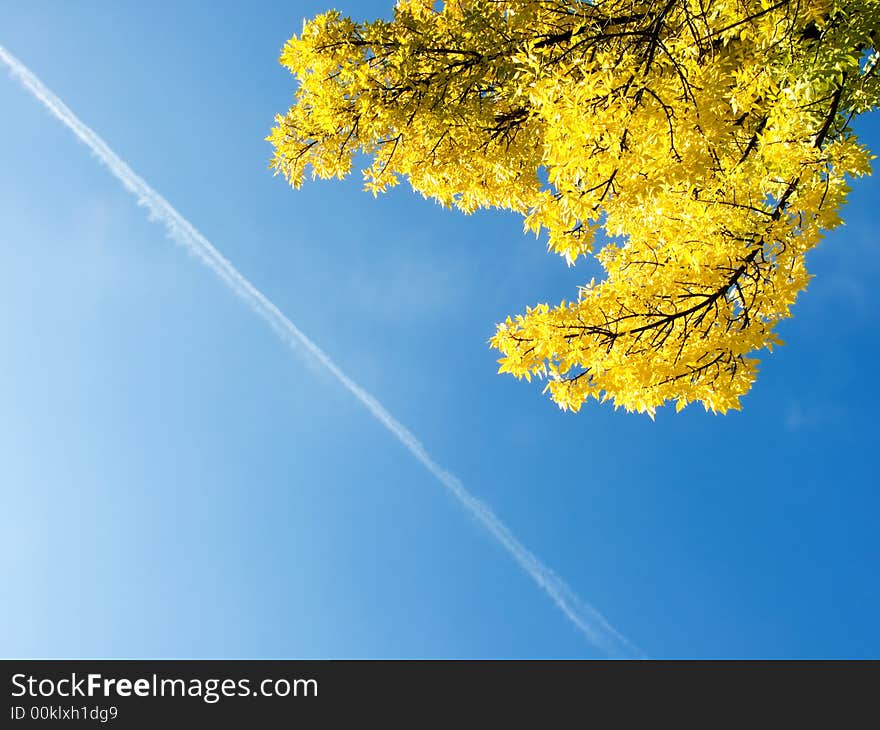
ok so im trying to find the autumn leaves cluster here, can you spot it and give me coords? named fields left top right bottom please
left=269, top=0, right=879, bottom=415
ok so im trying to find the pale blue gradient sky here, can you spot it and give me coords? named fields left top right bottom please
left=1, top=0, right=878, bottom=658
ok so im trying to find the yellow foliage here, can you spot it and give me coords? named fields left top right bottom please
left=268, top=0, right=880, bottom=415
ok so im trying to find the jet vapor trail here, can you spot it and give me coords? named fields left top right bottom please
left=1, top=45, right=643, bottom=658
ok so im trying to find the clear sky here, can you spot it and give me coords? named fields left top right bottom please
left=1, top=0, right=878, bottom=659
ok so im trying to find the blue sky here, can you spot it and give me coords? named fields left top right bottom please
left=1, top=1, right=878, bottom=659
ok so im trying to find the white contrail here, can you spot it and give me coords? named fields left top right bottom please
left=1, top=45, right=643, bottom=658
